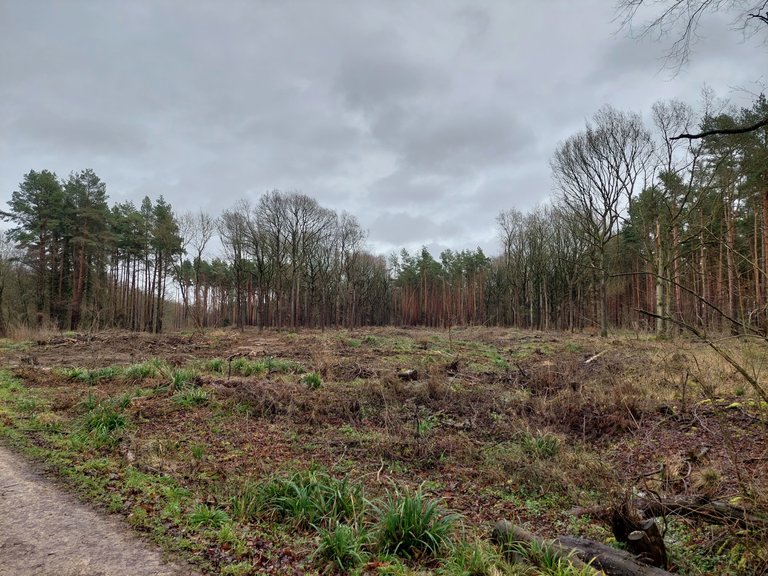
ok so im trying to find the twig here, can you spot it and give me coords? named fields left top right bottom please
left=585, top=350, right=607, bottom=364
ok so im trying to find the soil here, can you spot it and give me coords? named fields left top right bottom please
left=0, top=443, right=199, bottom=576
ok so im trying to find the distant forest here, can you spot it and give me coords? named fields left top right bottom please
left=1, top=95, right=766, bottom=337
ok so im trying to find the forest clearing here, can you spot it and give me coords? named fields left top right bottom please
left=1, top=326, right=766, bottom=575
left=2, top=1, right=767, bottom=574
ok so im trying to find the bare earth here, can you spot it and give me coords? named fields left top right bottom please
left=0, top=444, right=199, bottom=576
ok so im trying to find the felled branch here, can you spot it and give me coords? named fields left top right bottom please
left=635, top=495, right=768, bottom=530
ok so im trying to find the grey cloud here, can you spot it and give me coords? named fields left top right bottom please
left=336, top=45, right=447, bottom=115
left=371, top=104, right=534, bottom=174
left=368, top=212, right=443, bottom=246
left=2, top=0, right=765, bottom=257
left=7, top=109, right=148, bottom=157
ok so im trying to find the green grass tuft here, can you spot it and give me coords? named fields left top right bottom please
left=123, top=359, right=164, bottom=381
left=170, top=368, right=199, bottom=390
left=519, top=430, right=561, bottom=459
left=302, top=372, right=323, bottom=390
left=189, top=504, right=230, bottom=529
left=257, top=469, right=366, bottom=529
left=313, top=523, right=369, bottom=572
left=173, top=387, right=208, bottom=407
left=376, top=486, right=459, bottom=559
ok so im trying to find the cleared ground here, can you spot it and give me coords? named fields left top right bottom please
left=0, top=326, right=766, bottom=575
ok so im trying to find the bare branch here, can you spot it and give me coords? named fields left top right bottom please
left=671, top=115, right=768, bottom=139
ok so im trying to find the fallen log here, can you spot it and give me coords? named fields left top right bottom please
left=556, top=536, right=674, bottom=576
left=492, top=520, right=676, bottom=576
left=635, top=496, right=768, bottom=530
left=491, top=520, right=602, bottom=575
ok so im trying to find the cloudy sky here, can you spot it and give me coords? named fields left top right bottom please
left=1, top=1, right=765, bottom=257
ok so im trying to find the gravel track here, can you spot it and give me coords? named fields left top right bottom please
left=0, top=444, right=199, bottom=576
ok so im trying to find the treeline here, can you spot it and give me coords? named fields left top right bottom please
left=1, top=94, right=766, bottom=336
left=491, top=96, right=768, bottom=336
left=1, top=169, right=183, bottom=333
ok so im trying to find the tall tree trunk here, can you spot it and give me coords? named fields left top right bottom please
left=70, top=244, right=86, bottom=330
left=599, top=260, right=608, bottom=338
left=725, top=195, right=738, bottom=333
left=655, top=221, right=665, bottom=335
left=762, top=187, right=768, bottom=328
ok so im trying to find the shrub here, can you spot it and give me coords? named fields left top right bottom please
left=376, top=487, right=459, bottom=559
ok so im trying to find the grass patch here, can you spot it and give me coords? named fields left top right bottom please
left=257, top=469, right=367, bottom=529
left=514, top=539, right=596, bottom=576
left=216, top=356, right=304, bottom=378
left=1, top=329, right=764, bottom=575
left=74, top=398, right=129, bottom=448
left=0, top=338, right=33, bottom=351
left=123, top=359, right=165, bottom=381
left=439, top=539, right=511, bottom=575
left=228, top=357, right=268, bottom=377
left=301, top=372, right=323, bottom=390
left=519, top=430, right=561, bottom=459
left=189, top=504, right=230, bottom=529
left=264, top=357, right=305, bottom=374
left=204, top=358, right=225, bottom=373
left=170, top=368, right=198, bottom=390
left=376, top=486, right=459, bottom=560
left=61, top=365, right=123, bottom=384
left=345, top=338, right=362, bottom=348
left=173, top=387, right=208, bottom=407
left=313, top=523, right=370, bottom=572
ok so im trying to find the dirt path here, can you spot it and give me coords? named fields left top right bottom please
left=0, top=444, right=200, bottom=576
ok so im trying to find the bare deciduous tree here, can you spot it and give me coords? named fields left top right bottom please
left=616, top=0, right=768, bottom=139
left=617, top=0, right=768, bottom=65
left=177, top=210, right=216, bottom=330
left=552, top=105, right=653, bottom=336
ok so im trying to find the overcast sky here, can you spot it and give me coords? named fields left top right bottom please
left=1, top=1, right=766, bottom=258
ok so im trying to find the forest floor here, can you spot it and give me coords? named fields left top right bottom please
left=0, top=326, right=766, bottom=575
